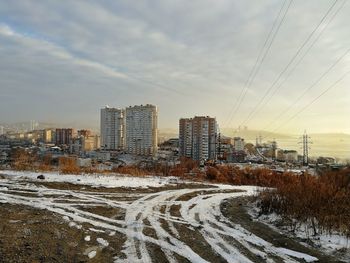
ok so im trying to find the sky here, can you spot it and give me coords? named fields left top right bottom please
left=0, top=0, right=349, bottom=134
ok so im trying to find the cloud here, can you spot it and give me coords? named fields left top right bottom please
left=0, top=0, right=349, bottom=133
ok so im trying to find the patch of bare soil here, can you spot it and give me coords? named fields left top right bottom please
left=77, top=205, right=125, bottom=220
left=0, top=204, right=126, bottom=263
left=221, top=197, right=345, bottom=263
left=171, top=221, right=226, bottom=263
left=175, top=189, right=243, bottom=202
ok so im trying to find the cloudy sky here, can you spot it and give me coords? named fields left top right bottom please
left=0, top=0, right=349, bottom=134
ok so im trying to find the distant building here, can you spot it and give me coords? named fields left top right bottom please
left=29, top=120, right=38, bottom=131
left=125, top=104, right=158, bottom=156
left=179, top=118, right=193, bottom=158
left=276, top=149, right=298, bottom=163
left=0, top=126, right=4, bottom=136
left=159, top=138, right=179, bottom=151
left=78, top=129, right=92, bottom=137
left=71, top=130, right=100, bottom=153
left=179, top=116, right=218, bottom=161
left=43, top=129, right=54, bottom=143
left=55, top=128, right=77, bottom=145
left=233, top=137, right=245, bottom=152
left=100, top=107, right=125, bottom=150
left=218, top=136, right=233, bottom=161
left=317, top=156, right=335, bottom=165
left=82, top=135, right=100, bottom=152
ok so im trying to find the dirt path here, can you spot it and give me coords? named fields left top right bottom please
left=0, top=174, right=346, bottom=263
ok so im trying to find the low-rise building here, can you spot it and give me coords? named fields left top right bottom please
left=233, top=137, right=245, bottom=152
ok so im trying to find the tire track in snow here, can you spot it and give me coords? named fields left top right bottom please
left=0, top=178, right=319, bottom=263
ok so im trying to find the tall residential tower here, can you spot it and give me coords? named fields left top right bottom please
left=100, top=107, right=125, bottom=150
left=125, top=104, right=158, bottom=156
left=179, top=116, right=218, bottom=161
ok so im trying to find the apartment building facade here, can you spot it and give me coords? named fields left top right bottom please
left=179, top=116, right=218, bottom=161
left=100, top=107, right=125, bottom=150
left=55, top=128, right=77, bottom=145
left=125, top=104, right=158, bottom=156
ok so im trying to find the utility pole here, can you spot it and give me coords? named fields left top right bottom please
left=271, top=139, right=277, bottom=161
left=217, top=131, right=221, bottom=160
left=300, top=131, right=311, bottom=166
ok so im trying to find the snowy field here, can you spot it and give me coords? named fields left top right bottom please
left=0, top=170, right=342, bottom=262
left=1, top=170, right=180, bottom=188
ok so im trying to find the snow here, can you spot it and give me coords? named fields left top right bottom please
left=68, top=221, right=77, bottom=228
left=109, top=231, right=116, bottom=236
left=0, top=170, right=182, bottom=188
left=84, top=235, right=91, bottom=242
left=88, top=251, right=96, bottom=259
left=248, top=203, right=350, bottom=257
left=89, top=228, right=106, bottom=233
left=0, top=171, right=334, bottom=262
left=97, top=237, right=109, bottom=247
left=276, top=248, right=318, bottom=262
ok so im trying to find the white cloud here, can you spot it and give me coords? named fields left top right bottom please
left=0, top=0, right=349, bottom=133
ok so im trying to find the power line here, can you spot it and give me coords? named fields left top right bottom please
left=223, top=0, right=293, bottom=128
left=238, top=0, right=340, bottom=127
left=263, top=47, right=349, bottom=131
left=257, top=0, right=347, bottom=124
left=223, top=0, right=290, bottom=127
left=264, top=70, right=349, bottom=140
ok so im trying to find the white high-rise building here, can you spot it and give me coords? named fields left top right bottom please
left=100, top=107, right=125, bottom=150
left=29, top=120, right=38, bottom=131
left=125, top=104, right=158, bottom=156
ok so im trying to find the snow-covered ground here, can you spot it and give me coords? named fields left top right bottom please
left=248, top=204, right=350, bottom=258
left=0, top=170, right=183, bottom=188
left=0, top=170, right=339, bottom=262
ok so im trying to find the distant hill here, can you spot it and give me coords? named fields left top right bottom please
left=220, top=128, right=293, bottom=141
left=158, top=128, right=178, bottom=143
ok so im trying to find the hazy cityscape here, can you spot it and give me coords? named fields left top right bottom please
left=0, top=1, right=349, bottom=263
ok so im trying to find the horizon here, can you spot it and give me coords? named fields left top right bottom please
left=2, top=120, right=350, bottom=137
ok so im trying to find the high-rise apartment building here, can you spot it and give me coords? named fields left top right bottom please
left=55, top=128, right=77, bottom=145
left=100, top=107, right=125, bottom=150
left=29, top=120, right=38, bottom=132
left=179, top=116, right=218, bottom=161
left=125, top=104, right=158, bottom=156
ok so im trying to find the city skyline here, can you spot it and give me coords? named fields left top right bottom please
left=0, top=1, right=349, bottom=134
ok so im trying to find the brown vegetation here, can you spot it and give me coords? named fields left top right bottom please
left=257, top=168, right=350, bottom=237
left=58, top=157, right=81, bottom=174
left=8, top=150, right=350, bottom=236
left=10, top=148, right=38, bottom=171
left=37, top=154, right=54, bottom=171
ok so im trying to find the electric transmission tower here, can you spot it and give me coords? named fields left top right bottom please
left=299, top=131, right=312, bottom=166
